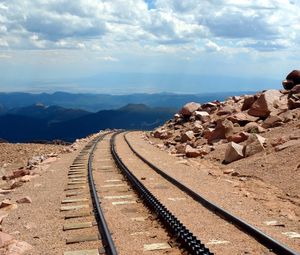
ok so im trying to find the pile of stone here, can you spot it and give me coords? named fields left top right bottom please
left=150, top=70, right=300, bottom=163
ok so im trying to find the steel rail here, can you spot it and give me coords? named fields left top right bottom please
left=123, top=132, right=299, bottom=255
left=111, top=132, right=213, bottom=255
left=87, top=132, right=118, bottom=255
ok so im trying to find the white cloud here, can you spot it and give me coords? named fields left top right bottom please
left=0, top=0, right=299, bottom=54
left=99, top=56, right=119, bottom=62
left=205, top=40, right=222, bottom=52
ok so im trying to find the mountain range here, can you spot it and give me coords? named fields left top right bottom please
left=0, top=91, right=255, bottom=112
left=0, top=91, right=256, bottom=143
left=0, top=104, right=176, bottom=142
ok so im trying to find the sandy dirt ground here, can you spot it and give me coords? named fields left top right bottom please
left=0, top=140, right=90, bottom=255
left=125, top=131, right=300, bottom=253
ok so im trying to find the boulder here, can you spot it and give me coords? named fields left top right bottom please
left=288, top=84, right=300, bottom=97
left=180, top=102, right=201, bottom=117
left=185, top=145, right=202, bottom=158
left=282, top=70, right=300, bottom=90
left=244, top=134, right=266, bottom=157
left=288, top=95, right=300, bottom=109
left=206, top=119, right=234, bottom=143
left=273, top=95, right=288, bottom=110
left=223, top=142, right=244, bottom=164
left=217, top=106, right=235, bottom=116
left=228, top=112, right=259, bottom=125
left=227, top=132, right=250, bottom=143
left=194, top=111, right=210, bottom=122
left=244, top=122, right=266, bottom=133
left=262, top=115, right=283, bottom=128
left=192, top=121, right=203, bottom=133
left=153, top=129, right=172, bottom=139
left=248, top=90, right=282, bottom=117
left=175, top=144, right=186, bottom=154
left=241, top=95, right=256, bottom=111
left=278, top=111, right=296, bottom=122
left=180, top=131, right=195, bottom=143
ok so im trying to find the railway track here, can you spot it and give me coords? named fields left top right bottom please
left=61, top=131, right=212, bottom=255
left=116, top=132, right=300, bottom=255
left=60, top=131, right=299, bottom=255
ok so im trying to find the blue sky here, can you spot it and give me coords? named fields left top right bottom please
left=0, top=0, right=299, bottom=94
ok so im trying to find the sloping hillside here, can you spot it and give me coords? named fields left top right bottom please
left=0, top=104, right=175, bottom=142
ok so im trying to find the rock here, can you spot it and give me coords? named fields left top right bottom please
left=282, top=70, right=300, bottom=90
left=244, top=134, right=266, bottom=157
left=217, top=106, right=235, bottom=116
left=288, top=96, right=300, bottom=110
left=174, top=144, right=185, bottom=154
left=0, top=199, right=13, bottom=209
left=202, top=102, right=218, bottom=113
left=278, top=111, right=295, bottom=122
left=19, top=175, right=35, bottom=183
left=223, top=169, right=239, bottom=176
left=194, top=111, right=209, bottom=119
left=180, top=131, right=195, bottom=143
left=7, top=240, right=33, bottom=255
left=241, top=95, right=256, bottom=111
left=233, top=96, right=242, bottom=102
left=244, top=122, right=266, bottom=133
left=192, top=121, right=203, bottom=133
left=174, top=113, right=181, bottom=119
left=275, top=139, right=300, bottom=151
left=223, top=142, right=244, bottom=164
left=227, top=132, right=249, bottom=143
left=153, top=129, right=172, bottom=139
left=159, top=131, right=173, bottom=140
left=10, top=181, right=23, bottom=189
left=262, top=115, right=283, bottom=128
left=185, top=145, right=202, bottom=158
left=153, top=129, right=164, bottom=138
left=228, top=112, right=259, bottom=125
left=198, top=144, right=212, bottom=155
left=0, top=232, right=13, bottom=248
left=11, top=169, right=30, bottom=180
left=0, top=199, right=17, bottom=213
left=16, top=196, right=32, bottom=204
left=248, top=90, right=282, bottom=117
left=207, top=119, right=234, bottom=143
left=180, top=102, right=201, bottom=116
left=289, top=84, right=300, bottom=97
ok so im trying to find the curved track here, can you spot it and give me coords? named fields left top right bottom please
left=63, top=131, right=213, bottom=254
left=122, top=131, right=299, bottom=255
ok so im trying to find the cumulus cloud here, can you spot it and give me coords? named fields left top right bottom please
left=0, top=0, right=299, bottom=53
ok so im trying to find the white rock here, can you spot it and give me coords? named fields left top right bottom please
left=224, top=142, right=244, bottom=163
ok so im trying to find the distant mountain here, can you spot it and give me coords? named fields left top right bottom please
left=0, top=104, right=176, bottom=142
left=0, top=91, right=256, bottom=112
left=7, top=104, right=90, bottom=124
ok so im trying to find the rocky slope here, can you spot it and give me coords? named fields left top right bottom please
left=151, top=84, right=300, bottom=162
left=149, top=74, right=300, bottom=201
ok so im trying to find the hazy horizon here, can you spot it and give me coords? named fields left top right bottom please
left=0, top=1, right=299, bottom=93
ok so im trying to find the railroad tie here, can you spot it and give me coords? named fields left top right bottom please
left=63, top=221, right=96, bottom=231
